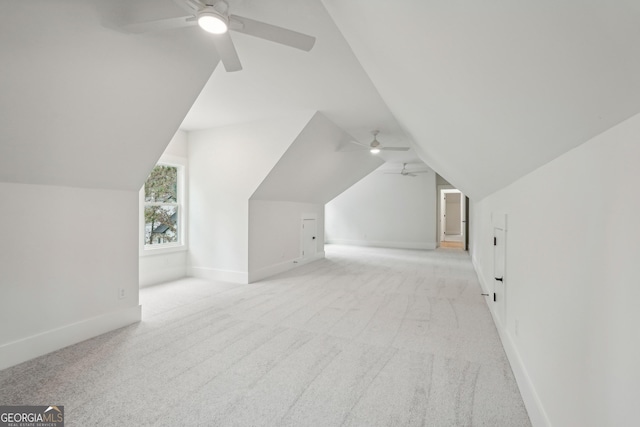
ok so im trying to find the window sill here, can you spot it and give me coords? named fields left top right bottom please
left=140, top=244, right=187, bottom=257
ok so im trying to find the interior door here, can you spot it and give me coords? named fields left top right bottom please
left=440, top=191, right=447, bottom=242
left=445, top=192, right=461, bottom=235
left=302, top=219, right=317, bottom=259
left=460, top=194, right=467, bottom=246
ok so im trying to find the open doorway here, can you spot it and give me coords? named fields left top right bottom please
left=439, top=188, right=466, bottom=250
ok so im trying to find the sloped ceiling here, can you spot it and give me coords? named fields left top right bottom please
left=250, top=112, right=384, bottom=204
left=6, top=0, right=639, bottom=200
left=0, top=0, right=219, bottom=190
left=321, top=0, right=640, bottom=199
left=179, top=0, right=418, bottom=165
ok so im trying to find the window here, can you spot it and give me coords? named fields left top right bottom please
left=143, top=164, right=181, bottom=247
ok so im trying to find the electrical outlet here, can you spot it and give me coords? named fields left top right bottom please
left=118, top=288, right=126, bottom=299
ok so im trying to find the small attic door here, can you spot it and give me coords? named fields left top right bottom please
left=492, top=212, right=508, bottom=325
left=301, top=218, right=317, bottom=258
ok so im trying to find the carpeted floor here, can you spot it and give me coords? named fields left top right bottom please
left=0, top=245, right=531, bottom=426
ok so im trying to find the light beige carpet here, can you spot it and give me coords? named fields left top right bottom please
left=0, top=245, right=530, bottom=426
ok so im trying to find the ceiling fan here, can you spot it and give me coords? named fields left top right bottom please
left=123, top=0, right=316, bottom=72
left=350, top=130, right=410, bottom=154
left=384, top=163, right=429, bottom=177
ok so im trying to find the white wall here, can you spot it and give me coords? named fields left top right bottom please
left=470, top=112, right=640, bottom=427
left=187, top=113, right=313, bottom=283
left=0, top=1, right=219, bottom=192
left=139, top=251, right=188, bottom=288
left=0, top=1, right=220, bottom=370
left=326, top=166, right=437, bottom=249
left=0, top=183, right=141, bottom=370
left=139, top=131, right=189, bottom=287
left=160, top=130, right=189, bottom=159
left=249, top=201, right=324, bottom=282
left=251, top=112, right=384, bottom=203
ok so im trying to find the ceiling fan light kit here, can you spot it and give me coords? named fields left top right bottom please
left=369, top=132, right=381, bottom=154
left=197, top=8, right=228, bottom=34
left=348, top=130, right=411, bottom=153
left=383, top=163, right=429, bottom=177
left=124, top=0, right=316, bottom=72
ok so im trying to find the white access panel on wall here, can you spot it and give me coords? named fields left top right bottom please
left=492, top=212, right=507, bottom=326
left=302, top=218, right=317, bottom=259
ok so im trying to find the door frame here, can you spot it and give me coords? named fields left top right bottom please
left=439, top=188, right=464, bottom=243
left=464, top=196, right=470, bottom=251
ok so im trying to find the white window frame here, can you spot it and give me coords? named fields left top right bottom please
left=139, top=154, right=188, bottom=256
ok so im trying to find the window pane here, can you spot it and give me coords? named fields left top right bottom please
left=144, top=165, right=177, bottom=203
left=144, top=205, right=178, bottom=245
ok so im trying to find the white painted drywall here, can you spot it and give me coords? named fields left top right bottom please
left=249, top=201, right=324, bottom=282
left=187, top=113, right=313, bottom=283
left=251, top=112, right=383, bottom=203
left=0, top=1, right=219, bottom=369
left=0, top=1, right=219, bottom=191
left=321, top=0, right=640, bottom=200
left=139, top=251, right=188, bottom=288
left=470, top=112, right=640, bottom=427
left=160, top=130, right=189, bottom=159
left=248, top=112, right=386, bottom=281
left=139, top=131, right=189, bottom=287
left=0, top=183, right=141, bottom=369
left=326, top=165, right=437, bottom=249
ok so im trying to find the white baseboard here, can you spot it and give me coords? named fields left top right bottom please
left=471, top=256, right=551, bottom=427
left=188, top=266, right=249, bottom=284
left=139, top=251, right=188, bottom=288
left=249, top=251, right=325, bottom=283
left=325, top=239, right=436, bottom=250
left=0, top=305, right=142, bottom=371
left=139, top=266, right=187, bottom=288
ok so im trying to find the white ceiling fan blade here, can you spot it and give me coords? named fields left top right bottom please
left=230, top=15, right=316, bottom=51
left=212, top=33, right=242, bottom=72
left=380, top=147, right=410, bottom=151
left=348, top=140, right=370, bottom=149
left=383, top=171, right=416, bottom=177
left=173, top=0, right=205, bottom=14
left=123, top=15, right=195, bottom=33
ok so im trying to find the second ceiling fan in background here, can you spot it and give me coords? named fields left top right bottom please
left=350, top=130, right=410, bottom=154
left=384, top=163, right=429, bottom=177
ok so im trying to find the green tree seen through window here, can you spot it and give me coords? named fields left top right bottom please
left=144, top=165, right=179, bottom=245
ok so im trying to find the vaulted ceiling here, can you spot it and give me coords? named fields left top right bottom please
left=321, top=0, right=640, bottom=199
left=183, top=0, right=640, bottom=199
left=0, top=0, right=220, bottom=190
left=3, top=0, right=640, bottom=200
left=251, top=112, right=384, bottom=204
left=179, top=0, right=419, bottom=165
